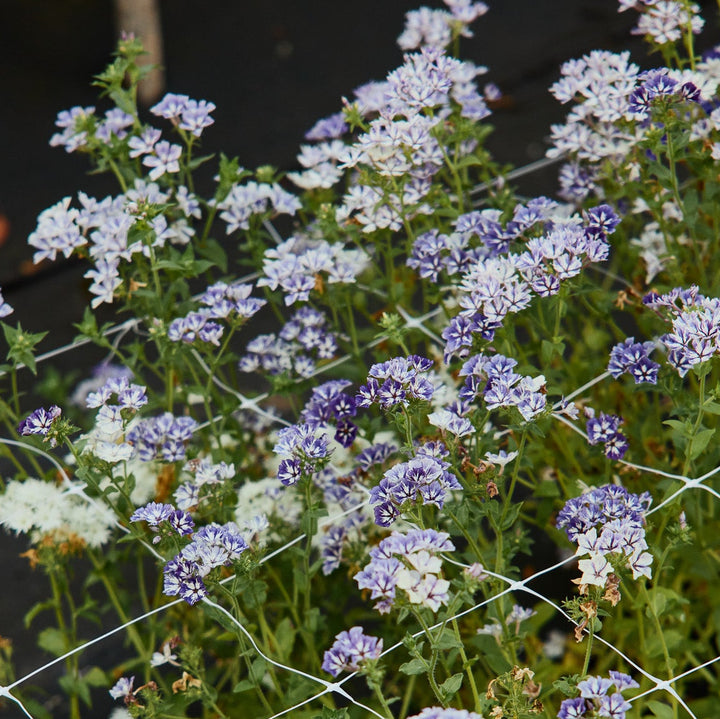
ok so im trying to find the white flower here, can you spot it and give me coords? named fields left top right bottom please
left=0, top=478, right=116, bottom=547
left=577, top=552, right=612, bottom=587
left=484, top=449, right=518, bottom=469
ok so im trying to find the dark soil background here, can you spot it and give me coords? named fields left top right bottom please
left=0, top=1, right=711, bottom=716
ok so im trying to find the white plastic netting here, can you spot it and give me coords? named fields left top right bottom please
left=1, top=157, right=718, bottom=719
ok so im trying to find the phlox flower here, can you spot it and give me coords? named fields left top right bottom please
left=427, top=408, right=475, bottom=437
left=18, top=405, right=62, bottom=444
left=179, top=98, right=216, bottom=136
left=163, top=522, right=248, bottom=604
left=217, top=181, right=300, bottom=233
left=321, top=626, right=383, bottom=676
left=126, top=412, right=197, bottom=462
left=557, top=484, right=652, bottom=587
left=369, top=447, right=462, bottom=526
left=354, top=528, right=454, bottom=613
left=142, top=140, right=182, bottom=180
left=150, top=92, right=190, bottom=120
left=109, top=675, right=135, bottom=701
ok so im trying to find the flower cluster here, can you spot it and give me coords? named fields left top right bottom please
left=163, top=522, right=249, bottom=604
left=273, top=423, right=332, bottom=486
left=150, top=92, right=216, bottom=137
left=355, top=442, right=398, bottom=472
left=556, top=484, right=653, bottom=588
left=300, top=379, right=358, bottom=448
left=257, top=235, right=370, bottom=305
left=458, top=353, right=547, bottom=421
left=547, top=39, right=720, bottom=202
left=620, top=0, right=704, bottom=47
left=126, top=412, right=197, bottom=462
left=28, top=183, right=198, bottom=307
left=79, top=375, right=148, bottom=462
left=440, top=201, right=617, bottom=360
left=354, top=528, right=454, bottom=613
left=321, top=626, right=383, bottom=676
left=167, top=281, right=266, bottom=346
left=398, top=0, right=488, bottom=51
left=216, top=180, right=300, bottom=234
left=585, top=411, right=629, bottom=460
left=369, top=443, right=462, bottom=526
left=607, top=337, right=660, bottom=384
left=0, top=477, right=116, bottom=548
left=557, top=671, right=638, bottom=719
left=407, top=710, right=483, bottom=719
left=325, top=38, right=492, bottom=231
left=174, top=458, right=236, bottom=511
left=357, top=355, right=436, bottom=410
left=627, top=68, right=701, bottom=120
left=643, top=285, right=720, bottom=376
left=239, top=306, right=338, bottom=378
left=129, top=501, right=195, bottom=544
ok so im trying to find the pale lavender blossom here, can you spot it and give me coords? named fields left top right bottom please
left=354, top=528, right=454, bottom=613
left=142, top=140, right=182, bottom=180
left=179, top=99, right=216, bottom=136
left=0, top=289, right=13, bottom=318
left=150, top=93, right=190, bottom=120
left=109, top=675, right=134, bottom=701
left=128, top=127, right=162, bottom=158
left=321, top=626, right=383, bottom=676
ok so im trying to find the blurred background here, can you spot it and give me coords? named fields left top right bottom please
left=1, top=0, right=712, bottom=715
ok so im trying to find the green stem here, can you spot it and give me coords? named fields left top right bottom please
left=49, top=570, right=80, bottom=719
left=88, top=550, right=151, bottom=671
left=682, top=371, right=706, bottom=476
left=412, top=609, right=447, bottom=707
left=369, top=677, right=395, bottom=719
left=500, top=430, right=527, bottom=524
left=639, top=582, right=678, bottom=718
left=398, top=673, right=417, bottom=719
left=451, top=617, right=482, bottom=712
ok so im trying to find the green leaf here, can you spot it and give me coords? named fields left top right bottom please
left=439, top=672, right=463, bottom=701
left=2, top=322, right=47, bottom=374
left=690, top=428, right=715, bottom=460
left=535, top=480, right=560, bottom=498
left=473, top=634, right=511, bottom=675
left=399, top=658, right=428, bottom=675
left=434, top=629, right=463, bottom=651
left=37, top=627, right=67, bottom=657
left=647, top=699, right=674, bottom=719
left=59, top=673, right=92, bottom=707
left=701, top=400, right=720, bottom=415
left=275, top=617, right=296, bottom=659
left=232, top=679, right=255, bottom=694
left=197, top=238, right=228, bottom=273
left=83, top=666, right=108, bottom=687
left=24, top=599, right=57, bottom=628
left=313, top=708, right=350, bottom=719
left=501, top=501, right=523, bottom=530
left=202, top=602, right=242, bottom=635
left=249, top=657, right=267, bottom=682
left=663, top=419, right=689, bottom=434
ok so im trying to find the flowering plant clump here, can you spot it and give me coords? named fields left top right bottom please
left=3, top=3, right=720, bottom=719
